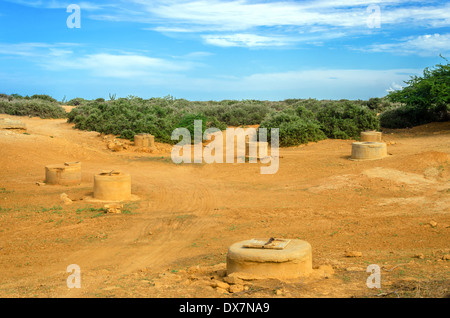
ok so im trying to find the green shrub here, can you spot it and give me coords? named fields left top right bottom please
left=66, top=97, right=87, bottom=106
left=173, top=113, right=225, bottom=144
left=198, top=101, right=273, bottom=126
left=386, top=57, right=449, bottom=125
left=379, top=105, right=440, bottom=128
left=66, top=96, right=385, bottom=147
left=68, top=99, right=180, bottom=144
left=9, top=93, right=24, bottom=99
left=292, top=98, right=323, bottom=113
left=259, top=109, right=327, bottom=147
left=30, top=94, right=58, bottom=103
left=176, top=113, right=208, bottom=144
left=316, top=101, right=379, bottom=139
left=256, top=100, right=380, bottom=146
left=0, top=98, right=66, bottom=119
left=363, top=97, right=396, bottom=113
left=283, top=98, right=303, bottom=105
left=294, top=105, right=318, bottom=121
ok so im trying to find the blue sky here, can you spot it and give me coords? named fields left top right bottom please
left=0, top=0, right=449, bottom=101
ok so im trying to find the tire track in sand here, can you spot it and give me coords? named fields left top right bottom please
left=55, top=163, right=221, bottom=296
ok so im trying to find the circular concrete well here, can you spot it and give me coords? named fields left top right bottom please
left=45, top=161, right=81, bottom=186
left=245, top=141, right=269, bottom=160
left=360, top=131, right=382, bottom=142
left=93, top=171, right=131, bottom=201
left=227, top=239, right=313, bottom=279
left=351, top=142, right=387, bottom=160
left=134, top=133, right=155, bottom=148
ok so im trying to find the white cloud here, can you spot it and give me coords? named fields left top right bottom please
left=149, top=26, right=194, bottom=33
left=200, top=27, right=349, bottom=48
left=387, top=81, right=405, bottom=92
left=45, top=53, right=193, bottom=78
left=380, top=4, right=450, bottom=27
left=10, top=1, right=449, bottom=49
left=363, top=33, right=450, bottom=56
left=0, top=42, right=195, bottom=78
left=134, top=0, right=371, bottom=31
left=5, top=0, right=106, bottom=10
left=84, top=0, right=449, bottom=49
left=202, top=33, right=297, bottom=48
left=180, top=51, right=214, bottom=58
left=0, top=42, right=76, bottom=57
left=124, top=0, right=450, bottom=31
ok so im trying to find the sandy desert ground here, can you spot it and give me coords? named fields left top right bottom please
left=0, top=113, right=449, bottom=298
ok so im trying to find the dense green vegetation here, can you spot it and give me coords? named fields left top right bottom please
left=1, top=59, right=447, bottom=146
left=0, top=93, right=387, bottom=146
left=66, top=96, right=232, bottom=143
left=66, top=96, right=380, bottom=146
left=0, top=94, right=66, bottom=119
left=259, top=99, right=379, bottom=146
left=381, top=57, right=449, bottom=128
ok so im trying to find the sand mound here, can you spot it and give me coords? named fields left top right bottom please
left=411, top=151, right=450, bottom=164
left=398, top=151, right=450, bottom=181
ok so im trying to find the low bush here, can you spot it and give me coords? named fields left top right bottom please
left=259, top=100, right=380, bottom=146
left=176, top=113, right=227, bottom=142
left=316, top=101, right=379, bottom=139
left=259, top=108, right=327, bottom=147
left=0, top=98, right=66, bottom=119
left=362, top=97, right=395, bottom=113
left=30, top=94, right=58, bottom=103
left=379, top=105, right=441, bottom=128
left=385, top=58, right=450, bottom=127
left=66, top=97, right=88, bottom=106
left=67, top=98, right=229, bottom=144
left=0, top=92, right=388, bottom=146
left=195, top=101, right=274, bottom=126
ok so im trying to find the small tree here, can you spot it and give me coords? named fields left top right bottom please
left=387, top=56, right=450, bottom=122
